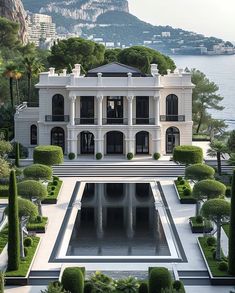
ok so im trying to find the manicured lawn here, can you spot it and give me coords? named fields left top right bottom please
left=27, top=217, right=48, bottom=233
left=6, top=236, right=40, bottom=277
left=175, top=179, right=196, bottom=203
left=223, top=224, right=229, bottom=237
left=198, top=237, right=230, bottom=277
left=0, top=184, right=9, bottom=198
left=43, top=179, right=62, bottom=204
left=0, top=225, right=8, bottom=253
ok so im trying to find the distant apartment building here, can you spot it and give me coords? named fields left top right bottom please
left=28, top=13, right=56, bottom=48
left=161, top=32, right=171, bottom=38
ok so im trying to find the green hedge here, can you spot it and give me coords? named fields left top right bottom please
left=23, top=164, right=52, bottom=180
left=149, top=267, right=172, bottom=293
left=185, top=163, right=215, bottom=181
left=193, top=179, right=226, bottom=200
left=33, top=145, right=63, bottom=166
left=61, top=267, right=84, bottom=293
left=173, top=145, right=203, bottom=165
left=27, top=217, right=48, bottom=233
left=42, top=179, right=62, bottom=204
left=0, top=185, right=9, bottom=198
left=175, top=179, right=195, bottom=204
left=17, top=180, right=48, bottom=200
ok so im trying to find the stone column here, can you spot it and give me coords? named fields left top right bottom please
left=69, top=96, right=76, bottom=126
left=127, top=96, right=133, bottom=126
left=154, top=95, right=160, bottom=126
left=97, top=96, right=103, bottom=126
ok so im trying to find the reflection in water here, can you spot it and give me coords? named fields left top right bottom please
left=67, top=183, right=170, bottom=256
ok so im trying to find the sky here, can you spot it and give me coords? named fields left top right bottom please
left=128, top=0, right=235, bottom=42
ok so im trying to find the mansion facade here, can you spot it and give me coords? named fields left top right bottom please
left=14, top=62, right=193, bottom=158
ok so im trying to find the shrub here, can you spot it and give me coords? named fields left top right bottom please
left=24, top=247, right=29, bottom=257
left=177, top=176, right=183, bottom=181
left=51, top=186, right=55, bottom=191
left=84, top=283, right=93, bottom=293
left=193, top=179, right=226, bottom=200
left=23, top=164, right=52, bottom=181
left=195, top=215, right=203, bottom=224
left=33, top=145, right=63, bottom=166
left=0, top=157, right=10, bottom=179
left=172, top=280, right=185, bottom=292
left=115, top=276, right=139, bottom=293
left=53, top=180, right=58, bottom=186
left=185, top=163, right=215, bottom=181
left=96, top=153, right=102, bottom=160
left=153, top=153, right=160, bottom=160
left=173, top=145, right=203, bottom=165
left=127, top=153, right=134, bottom=160
left=149, top=267, right=172, bottom=293
left=41, top=281, right=69, bottom=293
left=68, top=153, right=75, bottom=160
left=206, top=236, right=216, bottom=246
left=138, top=282, right=148, bottom=293
left=0, top=139, right=12, bottom=156
left=36, top=215, right=42, bottom=223
left=229, top=170, right=235, bottom=275
left=24, top=237, right=33, bottom=247
left=226, top=186, right=231, bottom=197
left=183, top=188, right=191, bottom=196
left=50, top=192, right=54, bottom=196
left=89, top=271, right=115, bottom=293
left=179, top=180, right=185, bottom=185
left=218, top=261, right=228, bottom=272
left=53, top=176, right=59, bottom=181
left=0, top=272, right=4, bottom=293
left=7, top=170, right=20, bottom=271
left=61, top=267, right=84, bottom=293
left=17, top=180, right=48, bottom=200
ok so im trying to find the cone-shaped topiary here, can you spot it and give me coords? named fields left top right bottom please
left=15, top=142, right=20, bottom=168
left=7, top=170, right=20, bottom=271
left=0, top=272, right=4, bottom=293
left=61, top=267, right=84, bottom=293
left=149, top=267, right=172, bottom=293
left=229, top=170, right=235, bottom=275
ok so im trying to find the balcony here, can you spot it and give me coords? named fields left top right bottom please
left=75, top=118, right=97, bottom=125
left=133, top=118, right=155, bottom=125
left=160, top=115, right=185, bottom=122
left=103, top=118, right=128, bottom=125
left=45, top=115, right=70, bottom=122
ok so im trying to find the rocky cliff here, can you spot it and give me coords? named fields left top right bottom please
left=23, top=0, right=129, bottom=23
left=0, top=0, right=28, bottom=43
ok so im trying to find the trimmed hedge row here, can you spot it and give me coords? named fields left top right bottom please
left=173, top=145, right=203, bottom=165
left=33, top=145, right=63, bottom=166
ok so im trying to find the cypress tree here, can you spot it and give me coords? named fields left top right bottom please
left=229, top=170, right=235, bottom=275
left=7, top=170, right=20, bottom=271
left=0, top=272, right=4, bottom=293
left=15, top=142, right=20, bottom=167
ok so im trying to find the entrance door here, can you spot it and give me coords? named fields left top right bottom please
left=166, top=127, right=180, bottom=153
left=51, top=127, right=65, bottom=152
left=136, top=131, right=149, bottom=154
left=106, top=132, right=123, bottom=154
left=81, top=132, right=94, bottom=154
left=136, top=97, right=149, bottom=124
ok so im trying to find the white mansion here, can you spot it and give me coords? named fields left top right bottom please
left=14, top=62, right=193, bottom=158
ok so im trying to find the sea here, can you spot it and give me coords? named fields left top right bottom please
left=171, top=55, right=235, bottom=130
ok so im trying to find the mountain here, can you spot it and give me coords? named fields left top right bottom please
left=0, top=0, right=28, bottom=43
left=22, top=0, right=234, bottom=55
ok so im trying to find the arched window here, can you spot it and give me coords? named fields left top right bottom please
left=166, top=94, right=178, bottom=121
left=136, top=131, right=149, bottom=154
left=51, top=127, right=65, bottom=152
left=166, top=127, right=180, bottom=154
left=52, top=94, right=64, bottom=121
left=30, top=125, right=37, bottom=145
left=106, top=131, right=124, bottom=154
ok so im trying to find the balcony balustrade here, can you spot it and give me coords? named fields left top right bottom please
left=132, top=118, right=155, bottom=125
left=75, top=118, right=97, bottom=125
left=45, top=115, right=70, bottom=122
left=160, top=115, right=185, bottom=122
left=102, top=118, right=128, bottom=125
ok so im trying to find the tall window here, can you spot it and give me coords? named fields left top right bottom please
left=80, top=96, right=94, bottom=124
left=166, top=94, right=178, bottom=121
left=80, top=131, right=94, bottom=154
left=51, top=127, right=65, bottom=152
left=107, top=96, right=123, bottom=124
left=30, top=125, right=37, bottom=145
left=136, top=131, right=149, bottom=154
left=166, top=127, right=180, bottom=154
left=136, top=97, right=149, bottom=124
left=52, top=94, right=64, bottom=121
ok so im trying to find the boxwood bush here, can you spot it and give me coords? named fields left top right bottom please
left=149, top=267, right=172, bottom=293
left=33, top=145, right=63, bottom=166
left=17, top=180, right=48, bottom=200
left=173, top=145, right=203, bottom=165
left=61, top=267, right=84, bottom=293
left=23, top=164, right=52, bottom=180
left=96, top=153, right=102, bottom=160
left=192, top=179, right=226, bottom=200
left=185, top=163, right=215, bottom=181
left=153, top=153, right=161, bottom=160
left=138, top=282, right=148, bottom=293
left=127, top=153, right=134, bottom=160
left=68, top=153, right=75, bottom=160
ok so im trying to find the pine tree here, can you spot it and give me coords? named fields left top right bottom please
left=229, top=170, right=235, bottom=275
left=7, top=170, right=20, bottom=271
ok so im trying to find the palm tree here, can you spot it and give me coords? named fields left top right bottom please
left=22, top=55, right=44, bottom=102
left=207, top=140, right=227, bottom=176
left=3, top=62, right=16, bottom=107
left=14, top=70, right=23, bottom=104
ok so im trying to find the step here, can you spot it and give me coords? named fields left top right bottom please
left=178, top=270, right=209, bottom=277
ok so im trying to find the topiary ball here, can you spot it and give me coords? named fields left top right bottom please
left=218, top=261, right=228, bottom=272
left=172, top=280, right=185, bottom=292
left=195, top=215, right=203, bottom=224
left=68, top=153, right=76, bottom=160
left=96, top=153, right=102, bottom=160
left=24, top=237, right=33, bottom=247
left=53, top=180, right=58, bottom=186
left=206, top=236, right=216, bottom=247
left=153, top=153, right=161, bottom=160
left=179, top=179, right=185, bottom=185
left=177, top=176, right=183, bottom=181
left=183, top=188, right=191, bottom=196
left=127, top=153, right=134, bottom=160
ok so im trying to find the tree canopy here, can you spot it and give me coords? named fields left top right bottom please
left=185, top=163, right=215, bottom=181
left=192, top=179, right=226, bottom=200
left=0, top=17, right=19, bottom=48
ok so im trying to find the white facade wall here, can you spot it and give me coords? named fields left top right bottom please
left=14, top=64, right=194, bottom=158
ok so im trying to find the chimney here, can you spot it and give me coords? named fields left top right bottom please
left=151, top=64, right=159, bottom=76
